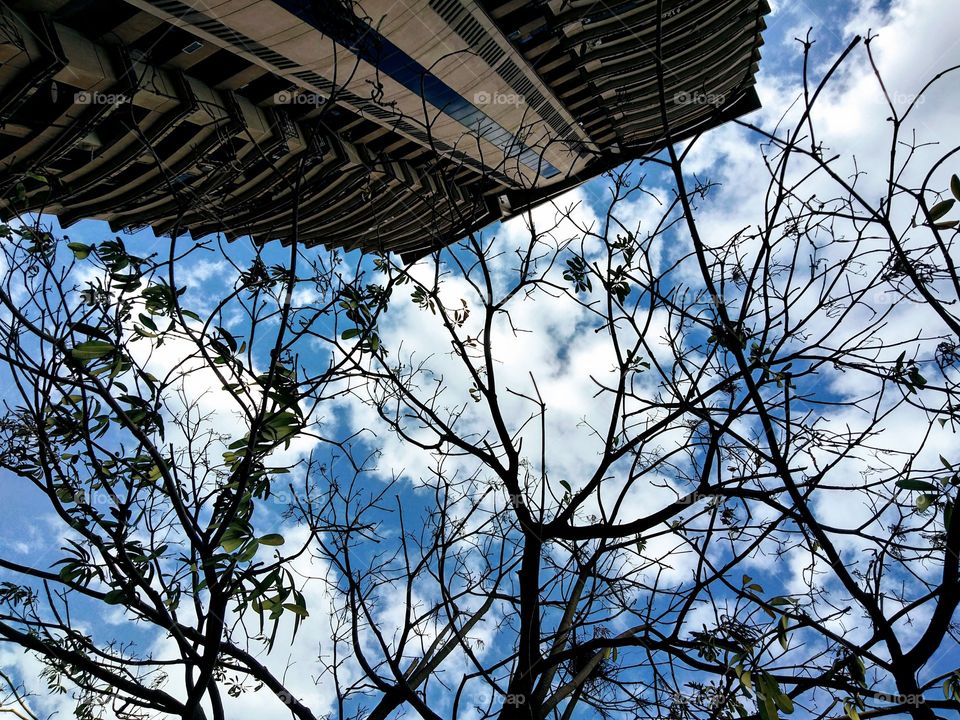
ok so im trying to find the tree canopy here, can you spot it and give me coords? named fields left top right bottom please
left=1, top=24, right=960, bottom=720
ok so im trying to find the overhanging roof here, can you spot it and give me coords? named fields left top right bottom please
left=0, top=0, right=769, bottom=261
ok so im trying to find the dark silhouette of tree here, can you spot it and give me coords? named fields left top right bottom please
left=0, top=28, right=959, bottom=720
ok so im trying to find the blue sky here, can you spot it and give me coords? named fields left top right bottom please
left=2, top=1, right=960, bottom=717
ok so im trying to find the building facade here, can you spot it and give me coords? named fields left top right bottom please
left=0, top=0, right=769, bottom=260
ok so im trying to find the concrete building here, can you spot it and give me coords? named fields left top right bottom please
left=0, top=0, right=769, bottom=260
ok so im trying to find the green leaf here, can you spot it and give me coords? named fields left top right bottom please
left=759, top=693, right=779, bottom=720
left=944, top=673, right=960, bottom=701
left=237, top=539, right=260, bottom=562
left=282, top=602, right=309, bottom=617
left=138, top=313, right=158, bottom=332
left=951, top=174, right=960, bottom=201
left=266, top=411, right=299, bottom=429
left=896, top=479, right=939, bottom=492
left=259, top=534, right=285, bottom=546
left=559, top=480, right=571, bottom=493
left=929, top=199, right=955, bottom=222
left=935, top=220, right=959, bottom=230
left=262, top=411, right=300, bottom=443
left=847, top=655, right=866, bottom=686
left=216, top=326, right=238, bottom=353
left=917, top=494, right=935, bottom=513
left=70, top=322, right=113, bottom=341
left=69, top=340, right=115, bottom=361
left=757, top=675, right=782, bottom=720
left=221, top=536, right=246, bottom=553
left=774, top=691, right=794, bottom=714
left=67, top=242, right=92, bottom=260
left=907, top=367, right=927, bottom=391
left=341, top=328, right=360, bottom=340
left=55, top=486, right=76, bottom=502
left=103, top=589, right=126, bottom=605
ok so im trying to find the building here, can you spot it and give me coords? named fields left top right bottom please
left=0, top=0, right=770, bottom=261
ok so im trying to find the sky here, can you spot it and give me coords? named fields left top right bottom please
left=2, top=0, right=960, bottom=718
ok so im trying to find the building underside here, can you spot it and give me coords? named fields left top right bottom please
left=0, top=0, right=770, bottom=261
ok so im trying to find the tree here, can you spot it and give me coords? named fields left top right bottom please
left=0, top=27, right=959, bottom=720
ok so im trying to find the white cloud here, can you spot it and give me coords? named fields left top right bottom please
left=6, top=0, right=960, bottom=715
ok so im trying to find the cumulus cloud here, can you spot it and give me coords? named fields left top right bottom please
left=4, top=0, right=960, bottom=715
left=330, top=0, right=960, bottom=689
